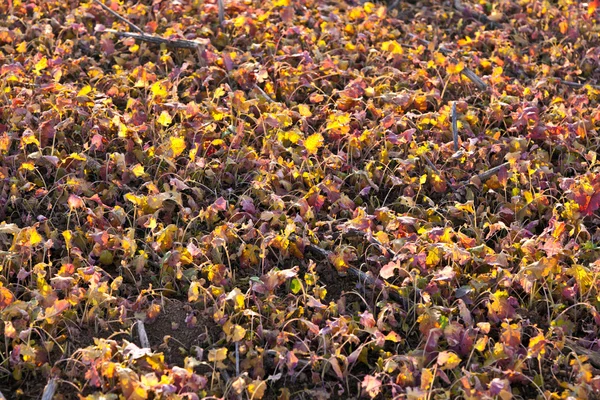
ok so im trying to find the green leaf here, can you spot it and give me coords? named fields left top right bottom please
left=290, top=278, right=302, bottom=294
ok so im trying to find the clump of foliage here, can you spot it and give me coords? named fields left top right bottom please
left=0, top=0, right=599, bottom=398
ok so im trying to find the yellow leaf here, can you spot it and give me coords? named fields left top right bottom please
left=247, top=380, right=267, bottom=399
left=326, top=113, right=351, bottom=131
left=434, top=52, right=446, bottom=65
left=455, top=201, right=474, bottom=214
left=21, top=133, right=40, bottom=147
left=230, top=324, right=246, bottom=342
left=211, top=109, right=226, bottom=121
left=170, top=137, right=186, bottom=157
left=304, top=133, right=324, bottom=155
left=77, top=85, right=92, bottom=97
left=233, top=15, right=246, bottom=28
left=157, top=111, right=172, bottom=127
left=420, top=368, right=434, bottom=390
left=188, top=281, right=201, bottom=302
left=298, top=104, right=312, bottom=117
left=273, top=0, right=290, bottom=6
left=381, top=40, right=403, bottom=55
left=34, top=57, right=48, bottom=74
left=437, top=351, right=461, bottom=370
left=527, top=333, right=547, bottom=358
left=426, top=247, right=442, bottom=267
left=567, top=264, right=593, bottom=292
left=150, top=81, right=168, bottom=99
left=13, top=227, right=43, bottom=249
left=68, top=153, right=87, bottom=161
left=208, top=347, right=228, bottom=362
left=20, top=162, right=35, bottom=171
left=29, top=228, right=42, bottom=246
left=214, top=86, right=226, bottom=98
left=125, top=193, right=146, bottom=207
left=446, top=62, right=465, bottom=75
left=474, top=335, right=488, bottom=351
left=157, top=225, right=178, bottom=252
left=284, top=129, right=302, bottom=144
left=62, top=230, right=73, bottom=248
left=227, top=288, right=245, bottom=309
left=363, top=1, right=375, bottom=13
left=131, top=164, right=145, bottom=177
left=16, top=41, right=27, bottom=53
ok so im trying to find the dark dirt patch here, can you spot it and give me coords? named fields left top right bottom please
left=0, top=376, right=84, bottom=400
left=142, top=298, right=222, bottom=368
left=318, top=265, right=380, bottom=313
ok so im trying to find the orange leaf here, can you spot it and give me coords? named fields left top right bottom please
left=590, top=0, right=599, bottom=15
left=0, top=286, right=15, bottom=310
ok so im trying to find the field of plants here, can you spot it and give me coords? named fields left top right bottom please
left=0, top=0, right=599, bottom=398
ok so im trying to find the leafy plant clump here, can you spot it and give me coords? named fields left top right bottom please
left=0, top=0, right=599, bottom=398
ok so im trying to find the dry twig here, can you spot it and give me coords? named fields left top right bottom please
left=94, top=1, right=204, bottom=49
left=466, top=162, right=510, bottom=183
left=137, top=319, right=150, bottom=348
left=93, top=0, right=145, bottom=34
left=253, top=84, right=275, bottom=103
left=453, top=0, right=500, bottom=29
left=218, top=0, right=225, bottom=26
left=422, top=155, right=458, bottom=193
left=451, top=101, right=459, bottom=151
left=41, top=379, right=58, bottom=400
left=553, top=78, right=600, bottom=90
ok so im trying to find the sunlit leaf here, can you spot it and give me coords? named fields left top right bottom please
left=34, top=57, right=48, bottom=74
left=437, top=351, right=461, bottom=370
left=0, top=286, right=15, bottom=310
left=362, top=375, right=382, bottom=398
left=157, top=111, right=172, bottom=127
left=208, top=347, right=228, bottom=362
left=247, top=379, right=267, bottom=399
left=298, top=104, right=312, bottom=117
left=170, top=136, right=186, bottom=157
left=131, top=164, right=145, bottom=177
left=381, top=40, right=403, bottom=55
left=446, top=62, right=465, bottom=75
left=290, top=278, right=302, bottom=294
left=77, top=85, right=93, bottom=97
left=304, top=133, right=324, bottom=155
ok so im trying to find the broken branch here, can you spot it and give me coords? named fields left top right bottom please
left=137, top=319, right=150, bottom=348
left=217, top=0, right=225, bottom=27
left=453, top=0, right=500, bottom=29
left=41, top=379, right=58, bottom=400
left=451, top=102, right=459, bottom=151
left=104, top=29, right=203, bottom=49
left=464, top=162, right=510, bottom=184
